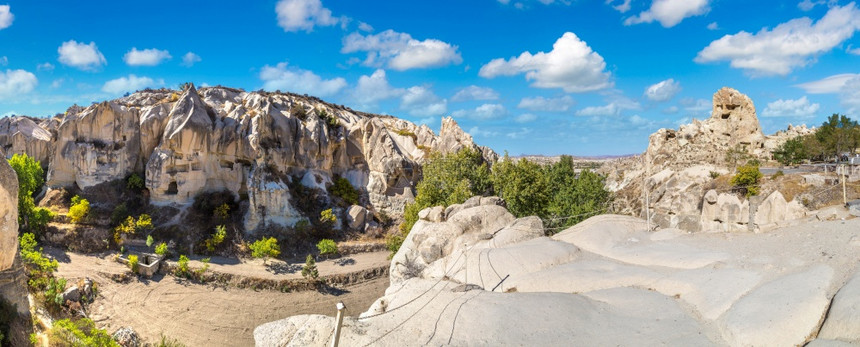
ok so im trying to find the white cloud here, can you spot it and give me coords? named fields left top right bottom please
left=516, top=113, right=538, bottom=123
left=479, top=32, right=612, bottom=93
left=400, top=86, right=447, bottom=116
left=37, top=62, right=54, bottom=72
left=417, top=116, right=436, bottom=126
left=799, top=0, right=837, bottom=11
left=181, top=52, right=202, bottom=67
left=663, top=106, right=680, bottom=114
left=275, top=0, right=340, bottom=32
left=644, top=78, right=681, bottom=102
left=681, top=98, right=711, bottom=113
left=796, top=73, right=860, bottom=93
left=625, top=0, right=710, bottom=28
left=342, top=30, right=462, bottom=70
left=506, top=128, right=533, bottom=139
left=51, top=79, right=63, bottom=88
left=259, top=62, right=347, bottom=97
left=848, top=46, right=860, bottom=55
left=695, top=3, right=860, bottom=76
left=358, top=22, right=374, bottom=32
left=0, top=69, right=38, bottom=99
left=57, top=40, right=106, bottom=71
left=451, top=85, right=499, bottom=102
left=762, top=96, right=820, bottom=117
left=123, top=48, right=172, bottom=66
left=707, top=22, right=719, bottom=30
left=841, top=75, right=860, bottom=114
left=451, top=103, right=507, bottom=120
left=102, top=75, right=163, bottom=94
left=0, top=5, right=13, bottom=30
left=468, top=126, right=499, bottom=138
left=517, top=95, right=575, bottom=112
left=606, top=0, right=632, bottom=13
left=576, top=98, right=640, bottom=116
left=351, top=69, right=404, bottom=105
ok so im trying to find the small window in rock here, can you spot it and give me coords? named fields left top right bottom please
left=123, top=135, right=127, bottom=142
left=166, top=181, right=178, bottom=195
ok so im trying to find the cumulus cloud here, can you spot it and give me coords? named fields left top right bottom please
left=625, top=0, right=710, bottom=28
left=479, top=32, right=612, bottom=93
left=762, top=96, right=820, bottom=117
left=0, top=69, right=38, bottom=99
left=451, top=103, right=507, bottom=120
left=259, top=62, right=347, bottom=97
left=342, top=30, right=462, bottom=70
left=58, top=40, right=107, bottom=71
left=517, top=95, right=575, bottom=112
left=181, top=52, right=202, bottom=67
left=0, top=5, right=13, bottom=30
left=451, top=85, right=499, bottom=102
left=695, top=3, right=860, bottom=76
left=275, top=0, right=340, bottom=32
left=351, top=69, right=404, bottom=106
left=101, top=75, right=163, bottom=94
left=400, top=86, right=447, bottom=116
left=516, top=113, right=538, bottom=123
left=123, top=48, right=172, bottom=66
left=644, top=78, right=681, bottom=102
left=798, top=0, right=837, bottom=11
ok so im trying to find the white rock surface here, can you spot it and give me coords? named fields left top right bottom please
left=819, top=269, right=860, bottom=343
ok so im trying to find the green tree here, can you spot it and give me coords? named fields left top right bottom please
left=301, top=254, right=319, bottom=280
left=126, top=173, right=145, bottom=191
left=400, top=148, right=491, bottom=235
left=491, top=155, right=550, bottom=218
left=19, top=232, right=58, bottom=290
left=816, top=114, right=860, bottom=159
left=772, top=137, right=808, bottom=166
left=328, top=177, right=359, bottom=205
left=49, top=318, right=119, bottom=347
left=68, top=195, right=90, bottom=224
left=544, top=157, right=610, bottom=231
left=8, top=153, right=53, bottom=233
left=249, top=237, right=281, bottom=264
left=731, top=162, right=763, bottom=197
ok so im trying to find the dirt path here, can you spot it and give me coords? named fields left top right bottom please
left=47, top=248, right=390, bottom=346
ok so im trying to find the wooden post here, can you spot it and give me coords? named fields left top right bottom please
left=843, top=165, right=848, bottom=207
left=332, top=302, right=345, bottom=347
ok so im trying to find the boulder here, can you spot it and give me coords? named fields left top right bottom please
left=112, top=327, right=141, bottom=347
left=818, top=269, right=860, bottom=343
left=62, top=286, right=81, bottom=303
left=346, top=205, right=367, bottom=230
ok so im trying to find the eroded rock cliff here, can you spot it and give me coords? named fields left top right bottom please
left=1, top=85, right=493, bottom=234
left=0, top=149, right=33, bottom=345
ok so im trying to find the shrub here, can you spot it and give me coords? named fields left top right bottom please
left=127, top=173, right=145, bottom=191
left=128, top=255, right=139, bottom=273
left=19, top=233, right=58, bottom=290
left=176, top=255, right=190, bottom=277
left=317, top=239, right=338, bottom=257
left=319, top=208, right=337, bottom=224
left=193, top=258, right=211, bottom=279
left=49, top=318, right=118, bottom=347
left=114, top=214, right=154, bottom=245
left=154, top=334, right=187, bottom=347
left=250, top=237, right=280, bottom=264
left=204, top=225, right=227, bottom=252
left=772, top=170, right=785, bottom=179
left=709, top=171, right=720, bottom=179
left=44, top=277, right=67, bottom=312
left=385, top=232, right=405, bottom=258
left=8, top=154, right=52, bottom=233
left=68, top=195, right=90, bottom=224
left=301, top=254, right=319, bottom=280
left=146, top=235, right=154, bottom=248
left=111, top=203, right=129, bottom=226
left=214, top=203, right=230, bottom=221
left=731, top=162, right=763, bottom=197
left=155, top=242, right=168, bottom=256
left=328, top=177, right=359, bottom=206
left=772, top=137, right=807, bottom=166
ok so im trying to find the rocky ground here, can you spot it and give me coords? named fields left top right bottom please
left=48, top=247, right=389, bottom=346
left=257, top=197, right=860, bottom=346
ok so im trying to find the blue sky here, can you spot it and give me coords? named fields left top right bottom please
left=1, top=0, right=860, bottom=155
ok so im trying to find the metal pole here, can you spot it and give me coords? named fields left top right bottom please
left=332, top=302, right=345, bottom=347
left=843, top=165, right=848, bottom=206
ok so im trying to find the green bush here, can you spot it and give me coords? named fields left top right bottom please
left=19, top=233, right=58, bottom=290
left=114, top=214, right=154, bottom=245
left=709, top=171, right=720, bottom=179
left=49, top=318, right=119, bottom=347
left=204, top=225, right=227, bottom=252
left=8, top=153, right=53, bottom=234
left=176, top=255, right=190, bottom=277
left=44, top=277, right=66, bottom=312
left=250, top=237, right=280, bottom=264
left=302, top=254, right=319, bottom=280
left=146, top=235, right=154, bottom=248
left=316, top=239, right=338, bottom=256
left=328, top=177, right=359, bottom=206
left=155, top=242, right=168, bottom=256
left=319, top=208, right=337, bottom=224
left=214, top=203, right=230, bottom=221
left=111, top=203, right=129, bottom=226
left=68, top=195, right=90, bottom=224
left=127, top=173, right=145, bottom=191
left=731, top=162, right=763, bottom=197
left=128, top=255, right=139, bottom=273
left=385, top=232, right=405, bottom=258
left=772, top=137, right=807, bottom=166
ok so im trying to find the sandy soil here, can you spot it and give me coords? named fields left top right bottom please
left=48, top=248, right=389, bottom=346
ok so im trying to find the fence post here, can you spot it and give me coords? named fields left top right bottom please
left=332, top=302, right=346, bottom=347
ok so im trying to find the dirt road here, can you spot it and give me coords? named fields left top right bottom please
left=48, top=248, right=390, bottom=346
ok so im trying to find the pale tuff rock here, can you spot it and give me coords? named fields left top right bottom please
left=0, top=150, right=32, bottom=345
left=603, top=87, right=810, bottom=233
left=256, top=205, right=860, bottom=346
left=0, top=152, right=18, bottom=270
left=0, top=85, right=490, bottom=233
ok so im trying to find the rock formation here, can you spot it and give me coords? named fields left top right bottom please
left=0, top=149, right=33, bottom=345
left=255, top=201, right=860, bottom=346
left=0, top=85, right=493, bottom=234
left=602, top=87, right=812, bottom=232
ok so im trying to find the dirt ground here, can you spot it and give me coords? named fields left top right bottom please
left=47, top=248, right=390, bottom=346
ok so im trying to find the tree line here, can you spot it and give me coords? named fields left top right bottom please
left=773, top=114, right=860, bottom=165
